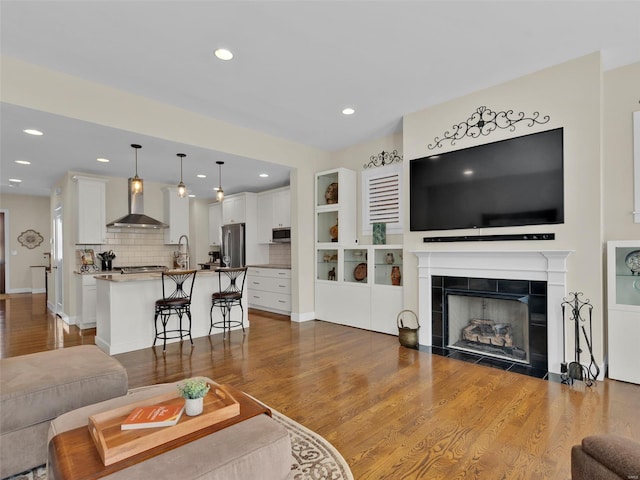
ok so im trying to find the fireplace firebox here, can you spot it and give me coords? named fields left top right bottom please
left=432, top=276, right=548, bottom=372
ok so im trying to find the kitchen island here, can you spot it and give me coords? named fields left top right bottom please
left=95, top=270, right=248, bottom=355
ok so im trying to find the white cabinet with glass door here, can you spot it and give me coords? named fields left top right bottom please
left=607, top=240, right=640, bottom=384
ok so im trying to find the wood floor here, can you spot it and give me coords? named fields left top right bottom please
left=2, top=293, right=640, bottom=479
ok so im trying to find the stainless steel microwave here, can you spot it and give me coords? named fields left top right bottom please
left=272, top=227, right=291, bottom=243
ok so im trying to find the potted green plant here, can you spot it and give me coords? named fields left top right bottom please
left=177, top=378, right=210, bottom=416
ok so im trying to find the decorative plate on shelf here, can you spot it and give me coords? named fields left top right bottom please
left=625, top=250, right=640, bottom=275
left=353, top=262, right=367, bottom=282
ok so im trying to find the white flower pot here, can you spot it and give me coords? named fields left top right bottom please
left=185, top=397, right=204, bottom=416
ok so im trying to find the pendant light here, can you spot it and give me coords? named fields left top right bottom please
left=131, top=144, right=143, bottom=194
left=176, top=153, right=187, bottom=198
left=216, top=161, right=225, bottom=202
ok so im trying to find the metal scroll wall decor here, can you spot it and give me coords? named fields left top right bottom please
left=17, top=229, right=44, bottom=249
left=363, top=150, right=403, bottom=169
left=427, top=106, right=550, bottom=150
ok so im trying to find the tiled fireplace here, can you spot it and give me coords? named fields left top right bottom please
left=414, top=250, right=572, bottom=376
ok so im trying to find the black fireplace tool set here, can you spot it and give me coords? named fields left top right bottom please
left=561, top=292, right=599, bottom=386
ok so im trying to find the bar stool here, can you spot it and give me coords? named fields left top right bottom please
left=154, top=269, right=197, bottom=351
left=209, top=267, right=248, bottom=339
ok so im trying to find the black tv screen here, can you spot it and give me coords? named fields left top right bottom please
left=410, top=128, right=564, bottom=231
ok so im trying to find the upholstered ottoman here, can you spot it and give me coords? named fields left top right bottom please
left=47, top=378, right=292, bottom=480
left=0, top=345, right=128, bottom=478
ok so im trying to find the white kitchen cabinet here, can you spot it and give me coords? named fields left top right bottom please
left=163, top=187, right=189, bottom=244
left=247, top=267, right=291, bottom=314
left=607, top=240, right=640, bottom=384
left=208, top=202, right=222, bottom=246
left=257, top=187, right=291, bottom=244
left=257, top=192, right=274, bottom=244
left=272, top=189, right=291, bottom=228
left=75, top=273, right=97, bottom=329
left=222, top=194, right=246, bottom=225
left=73, top=176, right=108, bottom=244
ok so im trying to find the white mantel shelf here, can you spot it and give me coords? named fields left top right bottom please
left=412, top=249, right=573, bottom=375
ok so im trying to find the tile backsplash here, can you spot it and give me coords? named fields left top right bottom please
left=76, top=228, right=178, bottom=270
left=269, top=242, right=291, bottom=265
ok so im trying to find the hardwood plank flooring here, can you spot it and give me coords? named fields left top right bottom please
left=2, top=293, right=639, bottom=479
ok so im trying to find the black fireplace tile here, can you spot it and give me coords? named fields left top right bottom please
left=469, top=278, right=498, bottom=292
left=432, top=335, right=444, bottom=348
left=432, top=288, right=443, bottom=312
left=432, top=312, right=443, bottom=337
left=530, top=325, right=548, bottom=357
left=497, top=279, right=529, bottom=294
left=432, top=276, right=443, bottom=287
left=475, top=356, right=513, bottom=371
left=508, top=363, right=548, bottom=379
left=447, top=350, right=483, bottom=363
left=444, top=277, right=469, bottom=290
left=530, top=281, right=547, bottom=295
left=530, top=295, right=547, bottom=320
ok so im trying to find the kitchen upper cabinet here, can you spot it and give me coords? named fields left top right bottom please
left=163, top=187, right=189, bottom=244
left=73, top=175, right=108, bottom=245
left=208, top=202, right=222, bottom=246
left=257, top=188, right=291, bottom=244
left=257, top=193, right=274, bottom=244
left=272, top=189, right=291, bottom=228
left=222, top=194, right=246, bottom=225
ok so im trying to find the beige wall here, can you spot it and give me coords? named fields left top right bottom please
left=602, top=61, right=640, bottom=241
left=403, top=53, right=605, bottom=366
left=1, top=55, right=330, bottom=320
left=0, top=193, right=51, bottom=292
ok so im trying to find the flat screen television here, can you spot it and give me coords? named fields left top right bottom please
left=410, top=128, right=564, bottom=231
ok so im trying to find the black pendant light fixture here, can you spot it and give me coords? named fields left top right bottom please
left=131, top=144, right=143, bottom=194
left=216, top=161, right=224, bottom=202
left=176, top=153, right=187, bottom=198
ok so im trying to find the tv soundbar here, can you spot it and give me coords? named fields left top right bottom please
left=423, top=233, right=555, bottom=243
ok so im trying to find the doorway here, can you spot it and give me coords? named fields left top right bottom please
left=53, top=206, right=64, bottom=315
left=0, top=211, right=5, bottom=294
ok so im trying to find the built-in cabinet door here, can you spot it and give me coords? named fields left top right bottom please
left=257, top=193, right=274, bottom=244
left=163, top=187, right=189, bottom=244
left=222, top=195, right=246, bottom=225
left=208, top=203, right=222, bottom=246
left=74, top=176, right=108, bottom=244
left=272, top=189, right=291, bottom=228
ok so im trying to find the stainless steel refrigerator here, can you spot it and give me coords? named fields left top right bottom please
left=221, top=223, right=246, bottom=267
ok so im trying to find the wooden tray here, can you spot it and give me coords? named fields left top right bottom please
left=88, top=384, right=239, bottom=465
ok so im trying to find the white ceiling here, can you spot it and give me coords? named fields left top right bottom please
left=1, top=1, right=639, bottom=199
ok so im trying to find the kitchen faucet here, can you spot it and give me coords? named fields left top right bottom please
left=178, top=235, right=190, bottom=270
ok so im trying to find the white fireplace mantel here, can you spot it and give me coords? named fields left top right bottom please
left=413, top=249, right=573, bottom=374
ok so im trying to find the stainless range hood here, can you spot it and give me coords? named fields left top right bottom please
left=107, top=178, right=168, bottom=229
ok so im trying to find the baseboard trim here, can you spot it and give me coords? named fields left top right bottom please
left=291, top=311, right=315, bottom=323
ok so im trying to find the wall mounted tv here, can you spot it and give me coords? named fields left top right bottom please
left=410, top=128, right=564, bottom=231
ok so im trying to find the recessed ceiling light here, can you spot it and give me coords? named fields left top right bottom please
left=342, top=107, right=355, bottom=115
left=259, top=173, right=269, bottom=178
left=463, top=169, right=474, bottom=176
left=15, top=160, right=31, bottom=165
left=96, top=158, right=110, bottom=163
left=9, top=178, right=22, bottom=183
left=23, top=129, right=43, bottom=136
left=197, top=174, right=207, bottom=178
left=214, top=48, right=233, bottom=60
left=214, top=187, right=220, bottom=191
left=188, top=194, right=196, bottom=198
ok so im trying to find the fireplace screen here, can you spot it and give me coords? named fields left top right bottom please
left=446, top=293, right=530, bottom=363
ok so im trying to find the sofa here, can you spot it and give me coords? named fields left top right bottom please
left=571, top=434, right=640, bottom=479
left=0, top=345, right=129, bottom=478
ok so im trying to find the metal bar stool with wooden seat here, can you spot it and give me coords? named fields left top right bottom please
left=209, top=267, right=248, bottom=339
left=154, top=269, right=197, bottom=351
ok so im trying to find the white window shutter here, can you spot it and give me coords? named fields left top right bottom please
left=362, top=163, right=403, bottom=235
